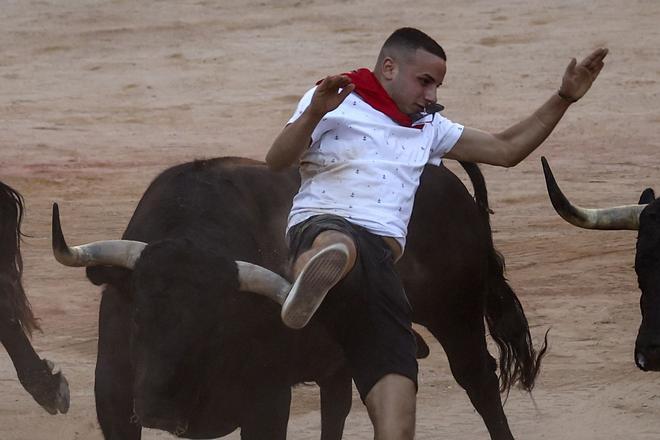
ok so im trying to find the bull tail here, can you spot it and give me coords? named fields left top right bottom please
left=0, top=181, right=39, bottom=334
left=459, top=161, right=491, bottom=215
left=485, top=249, right=548, bottom=394
left=458, top=161, right=548, bottom=394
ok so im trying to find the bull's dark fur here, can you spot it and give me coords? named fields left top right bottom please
left=0, top=180, right=69, bottom=414
left=634, top=189, right=660, bottom=371
left=83, top=157, right=545, bottom=439
left=0, top=181, right=38, bottom=334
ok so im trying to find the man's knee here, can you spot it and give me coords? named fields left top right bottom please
left=365, top=374, right=416, bottom=440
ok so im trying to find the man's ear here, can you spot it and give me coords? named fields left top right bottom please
left=381, top=57, right=397, bottom=81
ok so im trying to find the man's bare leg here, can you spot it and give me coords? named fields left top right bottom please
left=281, top=230, right=357, bottom=329
left=365, top=374, right=416, bottom=440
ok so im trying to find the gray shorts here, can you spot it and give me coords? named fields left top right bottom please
left=287, top=214, right=418, bottom=401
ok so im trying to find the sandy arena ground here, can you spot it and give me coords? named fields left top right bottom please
left=1, top=0, right=659, bottom=438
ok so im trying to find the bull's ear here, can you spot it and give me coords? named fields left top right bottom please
left=86, top=266, right=132, bottom=291
left=639, top=188, right=656, bottom=205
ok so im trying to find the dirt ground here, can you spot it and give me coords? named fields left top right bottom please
left=1, top=0, right=659, bottom=438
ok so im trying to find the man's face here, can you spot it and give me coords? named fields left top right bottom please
left=383, top=48, right=447, bottom=117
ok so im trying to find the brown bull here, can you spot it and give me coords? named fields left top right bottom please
left=52, top=158, right=545, bottom=439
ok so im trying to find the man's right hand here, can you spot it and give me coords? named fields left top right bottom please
left=266, top=75, right=355, bottom=171
left=308, top=75, right=356, bottom=118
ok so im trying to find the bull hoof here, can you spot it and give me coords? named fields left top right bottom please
left=282, top=243, right=349, bottom=329
left=54, top=369, right=70, bottom=414
left=22, top=359, right=70, bottom=415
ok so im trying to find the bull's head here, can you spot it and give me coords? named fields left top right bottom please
left=541, top=157, right=660, bottom=371
left=51, top=203, right=291, bottom=302
left=51, top=203, right=292, bottom=434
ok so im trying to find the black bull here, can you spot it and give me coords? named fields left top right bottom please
left=53, top=158, right=546, bottom=439
left=0, top=180, right=69, bottom=414
left=541, top=157, right=660, bottom=372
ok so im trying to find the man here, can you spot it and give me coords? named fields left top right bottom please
left=266, top=27, right=607, bottom=439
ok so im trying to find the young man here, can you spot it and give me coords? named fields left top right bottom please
left=266, top=27, right=607, bottom=439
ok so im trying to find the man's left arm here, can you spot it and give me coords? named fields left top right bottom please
left=444, top=48, right=608, bottom=167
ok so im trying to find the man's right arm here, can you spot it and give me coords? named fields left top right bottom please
left=265, top=75, right=355, bottom=171
left=265, top=109, right=324, bottom=171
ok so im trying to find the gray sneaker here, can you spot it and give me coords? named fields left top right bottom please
left=281, top=243, right=350, bottom=329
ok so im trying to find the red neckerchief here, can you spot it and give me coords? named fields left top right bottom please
left=318, top=68, right=418, bottom=128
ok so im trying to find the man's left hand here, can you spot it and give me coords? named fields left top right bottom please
left=559, top=47, right=608, bottom=102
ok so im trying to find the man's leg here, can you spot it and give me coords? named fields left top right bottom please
left=282, top=230, right=357, bottom=329
left=365, top=374, right=416, bottom=440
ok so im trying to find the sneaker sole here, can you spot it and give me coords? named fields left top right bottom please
left=282, top=243, right=349, bottom=329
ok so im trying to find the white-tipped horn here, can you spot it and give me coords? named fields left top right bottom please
left=542, top=157, right=645, bottom=230
left=236, top=261, right=291, bottom=305
left=52, top=203, right=147, bottom=269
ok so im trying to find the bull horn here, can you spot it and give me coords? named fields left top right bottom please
left=235, top=261, right=291, bottom=305
left=53, top=204, right=292, bottom=302
left=541, top=157, right=645, bottom=230
left=52, top=203, right=147, bottom=269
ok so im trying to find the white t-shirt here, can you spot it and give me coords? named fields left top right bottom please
left=286, top=86, right=464, bottom=251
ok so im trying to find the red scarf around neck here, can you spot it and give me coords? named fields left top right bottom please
left=318, top=68, right=415, bottom=127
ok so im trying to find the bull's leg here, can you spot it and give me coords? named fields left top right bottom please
left=0, top=317, right=70, bottom=414
left=239, top=385, right=291, bottom=440
left=95, top=289, right=141, bottom=439
left=318, top=367, right=352, bottom=440
left=427, top=316, right=514, bottom=440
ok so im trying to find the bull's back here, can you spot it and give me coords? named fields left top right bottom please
left=123, top=157, right=300, bottom=271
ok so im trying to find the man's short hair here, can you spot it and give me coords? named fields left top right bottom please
left=380, top=27, right=446, bottom=61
